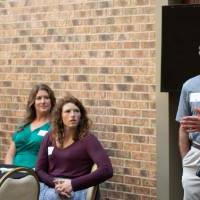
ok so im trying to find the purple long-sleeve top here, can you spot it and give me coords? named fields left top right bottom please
left=36, top=133, right=113, bottom=191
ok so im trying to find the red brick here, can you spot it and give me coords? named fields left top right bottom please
left=0, top=0, right=157, bottom=199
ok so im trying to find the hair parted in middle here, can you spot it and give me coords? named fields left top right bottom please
left=51, top=95, right=91, bottom=147
left=19, top=83, right=56, bottom=130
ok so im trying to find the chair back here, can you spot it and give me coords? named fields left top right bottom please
left=0, top=167, right=40, bottom=200
left=86, top=164, right=98, bottom=200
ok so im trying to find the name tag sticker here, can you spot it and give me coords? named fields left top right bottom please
left=37, top=130, right=48, bottom=136
left=48, top=146, right=54, bottom=155
left=190, top=93, right=200, bottom=102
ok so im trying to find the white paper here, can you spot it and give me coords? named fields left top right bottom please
left=190, top=93, right=200, bottom=102
left=0, top=168, right=13, bottom=173
left=48, top=146, right=54, bottom=155
left=37, top=130, right=48, bottom=136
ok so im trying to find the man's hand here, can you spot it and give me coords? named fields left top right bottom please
left=180, top=109, right=200, bottom=132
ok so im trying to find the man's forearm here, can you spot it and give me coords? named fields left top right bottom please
left=179, top=126, right=191, bottom=158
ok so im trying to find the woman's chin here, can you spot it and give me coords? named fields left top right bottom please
left=38, top=109, right=50, bottom=115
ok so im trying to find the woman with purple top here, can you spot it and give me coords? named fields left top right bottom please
left=36, top=95, right=113, bottom=200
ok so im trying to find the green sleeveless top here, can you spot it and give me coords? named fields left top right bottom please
left=12, top=122, right=51, bottom=168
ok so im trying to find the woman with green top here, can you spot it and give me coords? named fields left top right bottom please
left=4, top=83, right=56, bottom=168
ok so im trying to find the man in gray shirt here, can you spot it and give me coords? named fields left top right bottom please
left=176, top=75, right=200, bottom=200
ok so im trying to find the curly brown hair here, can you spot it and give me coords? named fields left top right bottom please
left=51, top=95, right=91, bottom=147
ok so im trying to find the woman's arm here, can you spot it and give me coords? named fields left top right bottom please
left=36, top=134, right=55, bottom=187
left=4, top=141, right=16, bottom=164
left=71, top=134, right=113, bottom=191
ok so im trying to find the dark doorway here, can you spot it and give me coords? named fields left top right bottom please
left=169, top=92, right=183, bottom=199
left=166, top=0, right=200, bottom=198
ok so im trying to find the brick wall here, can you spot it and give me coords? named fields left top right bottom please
left=0, top=0, right=156, bottom=199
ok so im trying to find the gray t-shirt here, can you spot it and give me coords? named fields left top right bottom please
left=176, top=75, right=200, bottom=144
